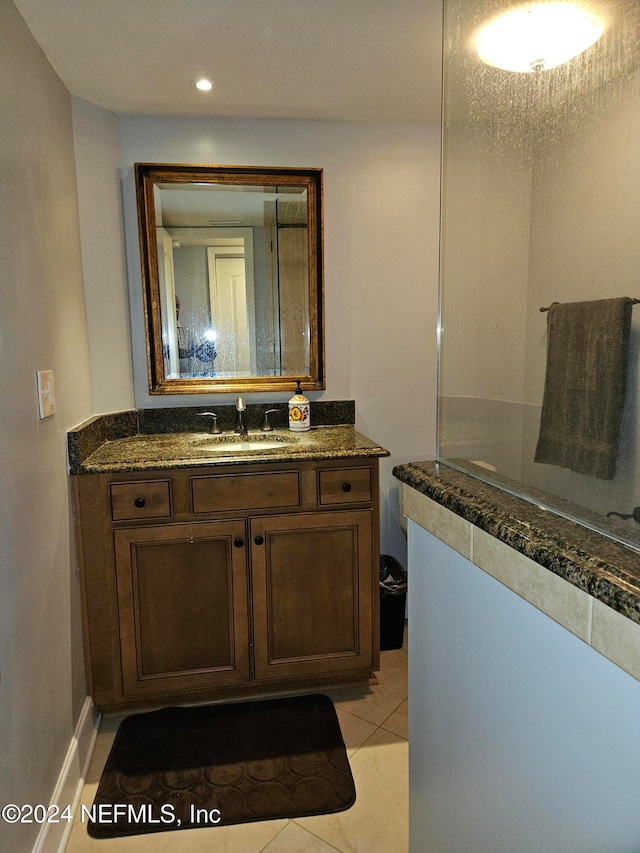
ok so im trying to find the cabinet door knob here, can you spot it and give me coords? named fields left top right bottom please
left=342, top=482, right=352, bottom=493
left=134, top=497, right=146, bottom=508
left=233, top=537, right=244, bottom=548
left=254, top=535, right=264, bottom=546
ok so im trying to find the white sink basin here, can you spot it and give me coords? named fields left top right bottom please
left=192, top=435, right=292, bottom=453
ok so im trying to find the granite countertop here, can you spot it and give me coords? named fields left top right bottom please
left=393, top=460, right=640, bottom=626
left=72, top=425, right=389, bottom=474
left=68, top=401, right=388, bottom=474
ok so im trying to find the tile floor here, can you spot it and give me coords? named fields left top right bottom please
left=64, top=632, right=408, bottom=853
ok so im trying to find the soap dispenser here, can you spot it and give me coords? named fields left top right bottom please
left=288, top=381, right=310, bottom=432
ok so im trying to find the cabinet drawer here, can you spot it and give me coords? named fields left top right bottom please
left=192, top=472, right=300, bottom=514
left=318, top=467, right=372, bottom=504
left=110, top=480, right=172, bottom=521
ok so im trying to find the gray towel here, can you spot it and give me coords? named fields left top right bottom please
left=534, top=297, right=633, bottom=480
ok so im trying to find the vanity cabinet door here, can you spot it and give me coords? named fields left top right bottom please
left=114, top=520, right=250, bottom=698
left=250, top=510, right=374, bottom=681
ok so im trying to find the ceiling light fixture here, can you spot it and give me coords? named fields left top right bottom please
left=194, top=78, right=213, bottom=91
left=476, top=2, right=604, bottom=73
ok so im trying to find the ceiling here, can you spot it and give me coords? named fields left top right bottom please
left=13, top=0, right=443, bottom=123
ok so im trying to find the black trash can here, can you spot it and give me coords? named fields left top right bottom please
left=379, top=555, right=407, bottom=651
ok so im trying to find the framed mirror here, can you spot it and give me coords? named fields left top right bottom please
left=135, top=163, right=324, bottom=394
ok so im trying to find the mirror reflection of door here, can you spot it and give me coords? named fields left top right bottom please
left=207, top=233, right=256, bottom=376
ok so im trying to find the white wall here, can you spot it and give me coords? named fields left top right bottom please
left=0, top=1, right=94, bottom=849
left=71, top=97, right=134, bottom=414
left=409, top=521, right=640, bottom=852
left=107, top=115, right=441, bottom=560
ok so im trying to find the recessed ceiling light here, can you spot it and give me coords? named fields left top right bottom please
left=195, top=78, right=213, bottom=91
left=476, top=2, right=604, bottom=73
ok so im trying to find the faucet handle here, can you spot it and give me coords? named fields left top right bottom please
left=261, top=409, right=280, bottom=432
left=198, top=412, right=222, bottom=434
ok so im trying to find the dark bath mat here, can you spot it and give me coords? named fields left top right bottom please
left=87, top=694, right=355, bottom=838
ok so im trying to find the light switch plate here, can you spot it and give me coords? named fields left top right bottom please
left=36, top=370, right=56, bottom=418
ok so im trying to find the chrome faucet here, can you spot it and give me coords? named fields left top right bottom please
left=234, top=396, right=248, bottom=436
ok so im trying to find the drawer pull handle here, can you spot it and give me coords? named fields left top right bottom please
left=254, top=535, right=264, bottom=546
left=234, top=537, right=244, bottom=548
left=342, top=482, right=352, bottom=493
left=134, top=497, right=146, bottom=508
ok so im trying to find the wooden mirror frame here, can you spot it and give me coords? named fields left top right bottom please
left=135, top=162, right=325, bottom=394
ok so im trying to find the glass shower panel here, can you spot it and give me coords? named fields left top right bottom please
left=438, top=0, right=640, bottom=551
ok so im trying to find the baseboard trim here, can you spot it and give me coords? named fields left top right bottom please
left=31, top=696, right=100, bottom=853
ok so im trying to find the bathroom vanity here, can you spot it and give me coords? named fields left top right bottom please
left=69, top=408, right=388, bottom=712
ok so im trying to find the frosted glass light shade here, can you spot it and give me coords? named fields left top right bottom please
left=476, top=2, right=604, bottom=72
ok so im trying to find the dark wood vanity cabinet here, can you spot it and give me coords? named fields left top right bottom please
left=251, top=509, right=373, bottom=681
left=114, top=520, right=251, bottom=697
left=72, top=458, right=381, bottom=711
